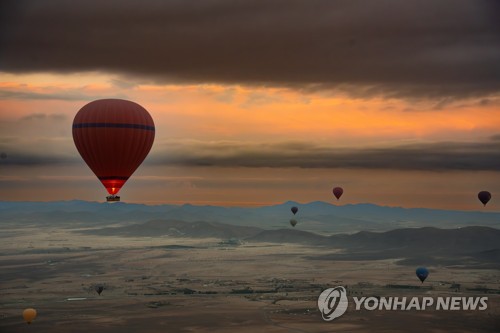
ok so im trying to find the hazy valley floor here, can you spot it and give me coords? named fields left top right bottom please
left=1, top=226, right=499, bottom=333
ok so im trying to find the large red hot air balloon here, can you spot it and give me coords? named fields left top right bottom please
left=73, top=99, right=155, bottom=201
left=333, top=187, right=343, bottom=200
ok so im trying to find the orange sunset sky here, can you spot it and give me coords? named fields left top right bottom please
left=0, top=0, right=499, bottom=210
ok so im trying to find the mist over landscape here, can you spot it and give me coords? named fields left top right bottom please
left=1, top=200, right=500, bottom=332
left=3, top=200, right=500, bottom=266
left=3, top=200, right=500, bottom=231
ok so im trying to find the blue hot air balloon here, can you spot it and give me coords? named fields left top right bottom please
left=416, top=267, right=429, bottom=283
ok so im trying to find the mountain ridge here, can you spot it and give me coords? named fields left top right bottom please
left=79, top=219, right=500, bottom=268
left=1, top=200, right=499, bottom=233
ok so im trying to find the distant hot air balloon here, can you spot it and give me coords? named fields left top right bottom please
left=416, top=267, right=429, bottom=283
left=290, top=219, right=298, bottom=227
left=72, top=99, right=155, bottom=202
left=478, top=191, right=491, bottom=207
left=291, top=206, right=298, bottom=215
left=333, top=187, right=343, bottom=200
left=23, top=308, right=37, bottom=324
left=95, top=285, right=104, bottom=295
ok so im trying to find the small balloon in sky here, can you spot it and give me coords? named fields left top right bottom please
left=333, top=187, right=343, bottom=200
left=415, top=267, right=429, bottom=283
left=95, top=285, right=104, bottom=295
left=291, top=206, right=298, bottom=215
left=477, top=191, right=491, bottom=207
left=23, top=308, right=37, bottom=324
left=290, top=219, right=298, bottom=227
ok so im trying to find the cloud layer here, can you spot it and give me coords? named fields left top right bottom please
left=152, top=138, right=500, bottom=171
left=1, top=0, right=499, bottom=99
left=2, top=135, right=499, bottom=171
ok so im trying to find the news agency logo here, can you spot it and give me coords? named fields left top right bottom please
left=317, top=286, right=488, bottom=321
left=317, top=286, right=349, bottom=321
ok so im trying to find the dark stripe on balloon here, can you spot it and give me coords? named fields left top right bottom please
left=98, top=176, right=129, bottom=180
left=73, top=123, right=155, bottom=131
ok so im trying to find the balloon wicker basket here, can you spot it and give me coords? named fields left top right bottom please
left=106, top=195, right=120, bottom=202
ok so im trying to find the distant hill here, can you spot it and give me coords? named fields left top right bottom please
left=321, top=226, right=500, bottom=269
left=2, top=200, right=498, bottom=267
left=78, top=217, right=500, bottom=268
left=1, top=200, right=499, bottom=233
left=331, top=226, right=500, bottom=254
left=248, top=225, right=500, bottom=253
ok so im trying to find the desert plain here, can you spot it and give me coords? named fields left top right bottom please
left=1, top=223, right=499, bottom=333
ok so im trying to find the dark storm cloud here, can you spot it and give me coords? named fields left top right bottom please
left=0, top=89, right=77, bottom=101
left=0, top=89, right=121, bottom=101
left=154, top=138, right=500, bottom=171
left=1, top=0, right=499, bottom=99
left=1, top=137, right=499, bottom=170
left=0, top=152, right=76, bottom=166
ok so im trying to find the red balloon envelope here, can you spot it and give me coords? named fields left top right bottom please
left=333, top=187, right=343, bottom=200
left=73, top=99, right=155, bottom=199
